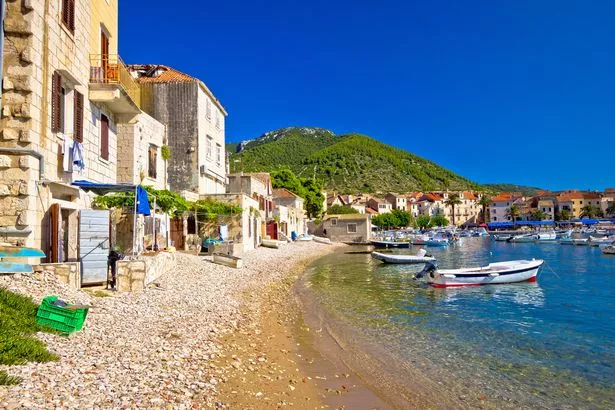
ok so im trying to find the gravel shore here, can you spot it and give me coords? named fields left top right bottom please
left=0, top=241, right=338, bottom=409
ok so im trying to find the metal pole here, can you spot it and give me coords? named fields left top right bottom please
left=152, top=195, right=157, bottom=251
left=132, top=186, right=138, bottom=256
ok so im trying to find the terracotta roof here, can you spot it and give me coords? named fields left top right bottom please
left=365, top=208, right=378, bottom=214
left=463, top=191, right=477, bottom=200
left=132, top=65, right=198, bottom=83
left=406, top=192, right=423, bottom=200
left=422, top=193, right=442, bottom=202
left=557, top=192, right=601, bottom=200
left=491, top=192, right=517, bottom=202
left=273, top=188, right=302, bottom=200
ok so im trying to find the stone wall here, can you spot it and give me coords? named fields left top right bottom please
left=34, top=262, right=81, bottom=289
left=116, top=251, right=176, bottom=292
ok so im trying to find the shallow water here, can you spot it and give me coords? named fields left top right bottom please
left=306, top=238, right=615, bottom=408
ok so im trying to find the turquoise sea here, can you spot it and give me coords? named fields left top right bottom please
left=304, top=238, right=615, bottom=409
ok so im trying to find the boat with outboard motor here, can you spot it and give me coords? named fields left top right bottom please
left=416, top=259, right=544, bottom=287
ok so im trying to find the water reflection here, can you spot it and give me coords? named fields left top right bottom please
left=424, top=283, right=545, bottom=307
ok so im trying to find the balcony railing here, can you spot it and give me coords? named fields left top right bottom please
left=89, top=54, right=140, bottom=109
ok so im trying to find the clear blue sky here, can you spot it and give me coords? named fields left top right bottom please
left=119, top=1, right=614, bottom=191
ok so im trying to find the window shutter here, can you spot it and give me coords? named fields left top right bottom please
left=68, top=0, right=75, bottom=33
left=61, top=0, right=69, bottom=27
left=51, top=72, right=62, bottom=132
left=100, top=114, right=109, bottom=160
left=73, top=91, right=83, bottom=142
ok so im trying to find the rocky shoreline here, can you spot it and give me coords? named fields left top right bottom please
left=0, top=241, right=339, bottom=409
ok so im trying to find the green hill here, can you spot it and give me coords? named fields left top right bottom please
left=230, top=127, right=479, bottom=193
left=483, top=184, right=543, bottom=196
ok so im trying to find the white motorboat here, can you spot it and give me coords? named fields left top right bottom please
left=493, top=234, right=512, bottom=242
left=417, top=259, right=544, bottom=287
left=261, top=239, right=285, bottom=249
left=603, top=245, right=615, bottom=255
left=589, top=236, right=614, bottom=246
left=371, top=240, right=411, bottom=248
left=509, top=233, right=536, bottom=243
left=535, top=231, right=557, bottom=241
left=371, top=249, right=436, bottom=264
left=296, top=234, right=313, bottom=242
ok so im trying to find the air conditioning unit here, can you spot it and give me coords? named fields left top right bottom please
left=199, top=165, right=206, bottom=175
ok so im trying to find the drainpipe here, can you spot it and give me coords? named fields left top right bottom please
left=1, top=0, right=5, bottom=102
left=0, top=148, right=44, bottom=179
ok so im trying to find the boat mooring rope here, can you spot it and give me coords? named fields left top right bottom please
left=543, top=261, right=561, bottom=279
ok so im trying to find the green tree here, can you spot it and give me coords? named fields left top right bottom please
left=506, top=204, right=521, bottom=226
left=530, top=210, right=548, bottom=221
left=327, top=204, right=358, bottom=215
left=580, top=204, right=600, bottom=219
left=444, top=193, right=462, bottom=226
left=431, top=214, right=449, bottom=227
left=391, top=209, right=411, bottom=227
left=415, top=215, right=432, bottom=229
left=478, top=194, right=491, bottom=223
left=271, top=168, right=324, bottom=218
left=555, top=209, right=572, bottom=221
left=372, top=213, right=401, bottom=229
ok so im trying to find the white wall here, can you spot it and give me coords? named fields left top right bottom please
left=197, top=85, right=226, bottom=194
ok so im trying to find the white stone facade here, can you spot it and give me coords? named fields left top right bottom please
left=197, top=85, right=226, bottom=194
left=117, top=113, right=168, bottom=190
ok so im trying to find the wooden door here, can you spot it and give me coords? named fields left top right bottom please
left=170, top=218, right=184, bottom=249
left=79, top=209, right=110, bottom=285
left=101, top=30, right=110, bottom=80
left=49, top=204, right=61, bottom=263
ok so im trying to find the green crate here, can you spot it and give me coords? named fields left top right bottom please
left=36, top=296, right=89, bottom=334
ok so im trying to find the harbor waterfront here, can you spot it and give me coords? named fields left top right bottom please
left=297, top=237, right=615, bottom=409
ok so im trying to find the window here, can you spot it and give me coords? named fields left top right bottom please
left=347, top=223, right=357, bottom=233
left=216, top=144, right=221, bottom=166
left=331, top=218, right=337, bottom=226
left=206, top=99, right=212, bottom=120
left=61, top=0, right=75, bottom=33
left=73, top=91, right=83, bottom=142
left=148, top=145, right=158, bottom=179
left=206, top=136, right=212, bottom=159
left=100, top=114, right=109, bottom=160
left=52, top=71, right=82, bottom=140
left=215, top=112, right=221, bottom=129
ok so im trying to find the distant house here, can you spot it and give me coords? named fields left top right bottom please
left=321, top=214, right=371, bottom=243
left=384, top=193, right=407, bottom=210
left=489, top=192, right=524, bottom=222
left=367, top=198, right=393, bottom=214
left=273, top=188, right=307, bottom=236
left=555, top=191, right=602, bottom=218
left=537, top=198, right=555, bottom=220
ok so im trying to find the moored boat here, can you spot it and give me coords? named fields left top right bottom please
left=493, top=234, right=512, bottom=242
left=371, top=240, right=411, bottom=248
left=535, top=231, right=557, bottom=241
left=371, top=249, right=436, bottom=264
left=603, top=245, right=615, bottom=255
left=312, top=236, right=332, bottom=244
left=417, top=259, right=544, bottom=287
left=509, top=233, right=536, bottom=243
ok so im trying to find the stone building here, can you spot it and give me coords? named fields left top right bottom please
left=272, top=188, right=306, bottom=236
left=1, top=0, right=168, bottom=267
left=127, top=64, right=227, bottom=195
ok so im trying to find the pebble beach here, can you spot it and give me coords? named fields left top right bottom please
left=0, top=242, right=340, bottom=409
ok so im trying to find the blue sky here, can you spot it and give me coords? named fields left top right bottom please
left=119, top=1, right=614, bottom=191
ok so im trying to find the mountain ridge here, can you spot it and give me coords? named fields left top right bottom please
left=228, top=127, right=480, bottom=194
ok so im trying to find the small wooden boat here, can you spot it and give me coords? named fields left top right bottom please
left=312, top=236, right=331, bottom=244
left=0, top=245, right=45, bottom=274
left=493, top=234, right=512, bottom=242
left=371, top=249, right=435, bottom=264
left=535, top=231, right=557, bottom=241
left=573, top=238, right=589, bottom=246
left=0, top=245, right=45, bottom=258
left=296, top=235, right=313, bottom=242
left=417, top=259, right=544, bottom=287
left=261, top=239, right=284, bottom=249
left=371, top=240, right=410, bottom=249
left=589, top=236, right=614, bottom=246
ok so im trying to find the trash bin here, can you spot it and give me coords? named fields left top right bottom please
left=291, top=231, right=297, bottom=241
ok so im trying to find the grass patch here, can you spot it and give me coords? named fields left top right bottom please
left=0, top=287, right=59, bottom=385
left=0, top=370, right=21, bottom=385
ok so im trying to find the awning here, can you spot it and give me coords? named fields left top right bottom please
left=516, top=220, right=554, bottom=226
left=488, top=222, right=514, bottom=228
left=72, top=180, right=136, bottom=195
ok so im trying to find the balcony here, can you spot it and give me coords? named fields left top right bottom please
left=89, top=54, right=141, bottom=117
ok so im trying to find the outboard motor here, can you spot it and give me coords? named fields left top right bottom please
left=415, top=261, right=437, bottom=280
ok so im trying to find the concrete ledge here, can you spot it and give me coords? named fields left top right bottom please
left=213, top=253, right=243, bottom=269
left=116, top=252, right=176, bottom=292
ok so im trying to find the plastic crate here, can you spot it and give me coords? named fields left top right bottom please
left=36, top=296, right=89, bottom=334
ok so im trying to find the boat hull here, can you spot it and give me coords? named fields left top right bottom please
left=371, top=252, right=435, bottom=264
left=425, top=240, right=449, bottom=247
left=425, top=260, right=543, bottom=287
left=371, top=240, right=410, bottom=248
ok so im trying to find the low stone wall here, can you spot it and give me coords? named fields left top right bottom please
left=34, top=262, right=81, bottom=289
left=116, top=251, right=176, bottom=292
